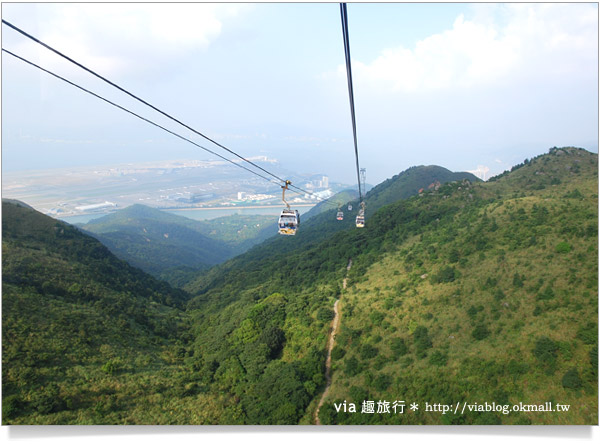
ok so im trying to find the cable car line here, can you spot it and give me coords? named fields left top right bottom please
left=2, top=47, right=341, bottom=209
left=2, top=19, right=291, bottom=188
left=5, top=15, right=374, bottom=232
left=1, top=48, right=283, bottom=189
left=339, top=3, right=363, bottom=203
left=340, top=3, right=367, bottom=228
left=2, top=19, right=345, bottom=211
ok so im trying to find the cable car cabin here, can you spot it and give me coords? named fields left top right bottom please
left=278, top=209, right=300, bottom=235
left=356, top=214, right=365, bottom=228
left=336, top=211, right=344, bottom=221
left=348, top=204, right=352, bottom=211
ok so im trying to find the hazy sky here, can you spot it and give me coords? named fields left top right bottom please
left=1, top=2, right=598, bottom=185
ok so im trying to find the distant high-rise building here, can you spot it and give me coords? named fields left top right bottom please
left=322, top=176, right=329, bottom=188
left=237, top=192, right=246, bottom=200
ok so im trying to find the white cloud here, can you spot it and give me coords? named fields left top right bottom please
left=343, top=3, right=597, bottom=94
left=2, top=3, right=245, bottom=77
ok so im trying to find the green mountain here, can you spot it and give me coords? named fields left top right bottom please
left=305, top=166, right=477, bottom=223
left=80, top=205, right=275, bottom=286
left=2, top=200, right=194, bottom=424
left=3, top=147, right=597, bottom=425
left=365, top=165, right=479, bottom=210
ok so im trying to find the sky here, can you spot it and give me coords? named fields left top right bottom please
left=1, top=1, right=598, bottom=186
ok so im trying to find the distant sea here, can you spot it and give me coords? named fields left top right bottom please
left=59, top=205, right=316, bottom=224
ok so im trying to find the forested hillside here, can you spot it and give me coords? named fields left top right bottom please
left=2, top=201, right=196, bottom=423
left=2, top=147, right=597, bottom=425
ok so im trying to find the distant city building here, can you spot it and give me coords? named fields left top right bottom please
left=305, top=175, right=330, bottom=189
left=238, top=191, right=247, bottom=200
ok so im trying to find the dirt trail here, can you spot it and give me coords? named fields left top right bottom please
left=315, top=259, right=352, bottom=425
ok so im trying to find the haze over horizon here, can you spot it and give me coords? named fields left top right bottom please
left=1, top=2, right=598, bottom=187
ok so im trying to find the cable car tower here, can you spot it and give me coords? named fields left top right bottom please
left=360, top=168, right=366, bottom=194
left=356, top=167, right=366, bottom=227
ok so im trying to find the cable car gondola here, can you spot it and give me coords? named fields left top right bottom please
left=355, top=212, right=364, bottom=228
left=355, top=202, right=365, bottom=228
left=348, top=204, right=352, bottom=211
left=279, top=208, right=300, bottom=235
left=336, top=211, right=344, bottom=221
left=278, top=180, right=300, bottom=235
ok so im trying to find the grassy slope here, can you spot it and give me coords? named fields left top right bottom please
left=318, top=147, right=598, bottom=424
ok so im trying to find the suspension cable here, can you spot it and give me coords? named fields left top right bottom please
left=2, top=19, right=345, bottom=208
left=2, top=47, right=341, bottom=207
left=339, top=3, right=363, bottom=203
left=1, top=19, right=289, bottom=185
left=1, top=48, right=283, bottom=185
